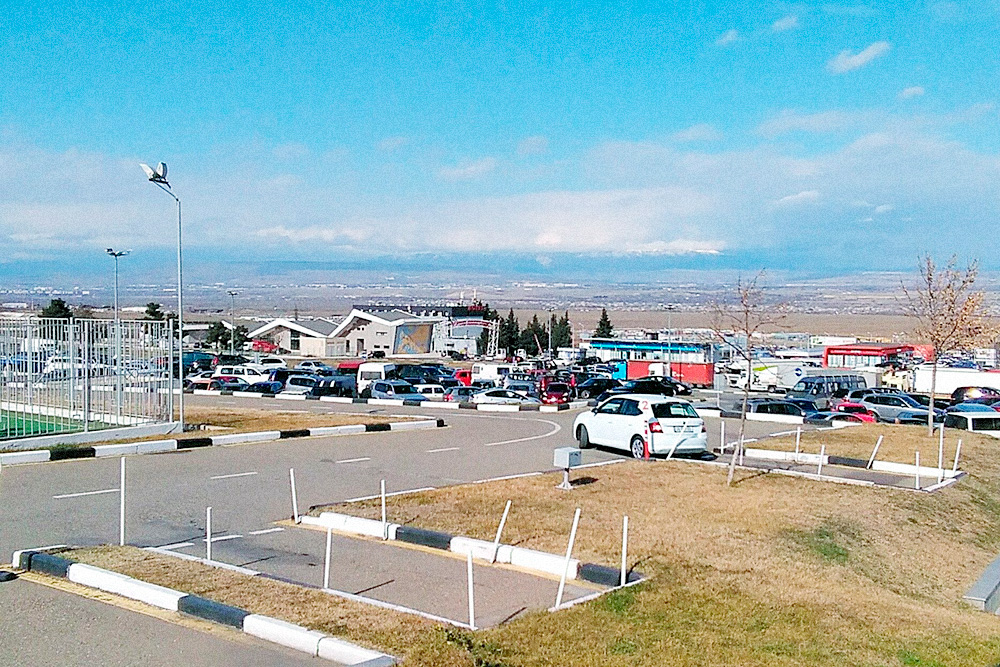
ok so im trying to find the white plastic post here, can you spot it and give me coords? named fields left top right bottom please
left=817, top=444, right=825, bottom=476
left=323, top=527, right=332, bottom=590
left=467, top=551, right=476, bottom=630
left=720, top=421, right=726, bottom=454
left=620, top=515, right=629, bottom=587
left=915, top=452, right=921, bottom=491
left=953, top=439, right=962, bottom=473
left=938, top=426, right=945, bottom=484
left=867, top=435, right=883, bottom=469
left=119, top=456, right=126, bottom=546
left=794, top=427, right=801, bottom=460
left=491, top=500, right=512, bottom=563
left=206, top=506, right=213, bottom=561
left=289, top=468, right=299, bottom=523
left=555, top=508, right=582, bottom=609
left=380, top=479, right=387, bottom=540
left=738, top=435, right=744, bottom=466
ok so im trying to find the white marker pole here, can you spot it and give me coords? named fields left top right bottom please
left=323, top=527, right=332, bottom=590
left=738, top=435, right=744, bottom=466
left=794, top=427, right=801, bottom=461
left=555, top=508, right=582, bottom=609
left=867, top=435, right=883, bottom=469
left=206, top=506, right=213, bottom=561
left=380, top=479, right=387, bottom=540
left=620, top=515, right=629, bottom=587
left=720, top=421, right=726, bottom=454
left=937, top=426, right=945, bottom=484
left=953, top=439, right=962, bottom=473
left=119, top=456, right=126, bottom=546
left=817, top=444, right=825, bottom=477
left=491, top=500, right=512, bottom=563
left=289, top=468, right=299, bottom=523
left=467, top=551, right=476, bottom=630
left=915, top=452, right=921, bottom=491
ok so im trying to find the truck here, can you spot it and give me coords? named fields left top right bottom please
left=912, top=366, right=1000, bottom=397
left=471, top=362, right=514, bottom=386
left=726, top=358, right=823, bottom=392
left=357, top=362, right=398, bottom=397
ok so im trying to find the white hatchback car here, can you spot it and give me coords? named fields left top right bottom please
left=573, top=393, right=707, bottom=459
left=472, top=388, right=541, bottom=405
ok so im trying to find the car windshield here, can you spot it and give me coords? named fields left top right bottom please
left=393, top=384, right=419, bottom=395
left=652, top=403, right=698, bottom=419
left=547, top=383, right=569, bottom=392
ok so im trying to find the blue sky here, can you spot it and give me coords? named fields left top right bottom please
left=1, top=1, right=998, bottom=282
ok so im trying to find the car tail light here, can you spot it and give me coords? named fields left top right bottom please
left=701, top=423, right=707, bottom=433
left=649, top=420, right=663, bottom=433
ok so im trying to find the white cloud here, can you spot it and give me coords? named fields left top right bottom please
left=772, top=15, right=799, bottom=31
left=672, top=124, right=723, bottom=142
left=377, top=136, right=410, bottom=152
left=517, top=136, right=549, bottom=156
left=775, top=190, right=821, bottom=207
left=874, top=204, right=894, bottom=213
left=757, top=110, right=862, bottom=136
left=826, top=41, right=891, bottom=73
left=436, top=157, right=497, bottom=181
left=899, top=86, right=925, bottom=99
left=716, top=29, right=739, bottom=46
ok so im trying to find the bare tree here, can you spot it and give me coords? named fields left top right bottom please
left=902, top=255, right=995, bottom=436
left=710, top=271, right=788, bottom=486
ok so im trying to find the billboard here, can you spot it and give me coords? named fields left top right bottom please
left=394, top=323, right=434, bottom=355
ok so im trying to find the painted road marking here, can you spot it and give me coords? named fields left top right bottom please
left=483, top=419, right=561, bottom=447
left=248, top=527, right=284, bottom=536
left=426, top=447, right=460, bottom=453
left=52, top=488, right=118, bottom=499
left=210, top=471, right=259, bottom=480
left=156, top=541, right=195, bottom=550
left=345, top=486, right=436, bottom=503
left=337, top=457, right=371, bottom=464
left=203, top=534, right=242, bottom=543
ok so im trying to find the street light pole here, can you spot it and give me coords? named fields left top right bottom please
left=665, top=304, right=677, bottom=379
left=227, top=290, right=238, bottom=356
left=106, top=249, right=129, bottom=422
left=140, top=162, right=184, bottom=432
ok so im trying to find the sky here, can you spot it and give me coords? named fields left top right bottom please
left=1, top=1, right=999, bottom=284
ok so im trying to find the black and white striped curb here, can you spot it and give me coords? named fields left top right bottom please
left=11, top=549, right=396, bottom=666
left=0, top=419, right=446, bottom=467
left=300, top=511, right=643, bottom=589
left=187, top=388, right=588, bottom=413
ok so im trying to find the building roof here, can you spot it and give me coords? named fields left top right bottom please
left=247, top=318, right=340, bottom=339
left=329, top=309, right=441, bottom=338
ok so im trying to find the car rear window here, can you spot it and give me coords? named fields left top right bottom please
left=547, top=383, right=569, bottom=392
left=970, top=416, right=1000, bottom=431
left=652, top=403, right=698, bottom=419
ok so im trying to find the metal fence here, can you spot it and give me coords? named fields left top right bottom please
left=0, top=317, right=174, bottom=441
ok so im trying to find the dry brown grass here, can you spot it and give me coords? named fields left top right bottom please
left=181, top=405, right=411, bottom=434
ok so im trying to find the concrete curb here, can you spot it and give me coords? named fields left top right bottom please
left=0, top=419, right=445, bottom=467
left=12, top=548, right=397, bottom=665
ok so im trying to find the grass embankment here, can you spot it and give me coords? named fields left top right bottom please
left=73, top=424, right=1000, bottom=665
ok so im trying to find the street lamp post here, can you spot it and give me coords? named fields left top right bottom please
left=106, top=249, right=129, bottom=422
left=140, top=162, right=184, bottom=432
left=227, top=290, right=238, bottom=356
left=665, top=304, right=677, bottom=378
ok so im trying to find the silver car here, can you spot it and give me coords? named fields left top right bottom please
left=859, top=393, right=931, bottom=422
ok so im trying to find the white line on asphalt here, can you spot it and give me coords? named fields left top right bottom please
left=155, top=541, right=195, bottom=550
left=426, top=447, right=460, bottom=453
left=575, top=459, right=626, bottom=470
left=345, top=486, right=436, bottom=503
left=209, top=471, right=259, bottom=480
left=203, top=534, right=242, bottom=543
left=52, top=488, right=119, bottom=499
left=248, top=527, right=284, bottom=536
left=336, top=457, right=371, bottom=464
left=472, top=471, right=543, bottom=484
left=482, top=419, right=561, bottom=447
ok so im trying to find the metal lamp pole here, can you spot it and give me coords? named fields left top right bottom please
left=106, top=249, right=129, bottom=421
left=227, top=290, right=238, bottom=356
left=141, top=163, right=184, bottom=432
left=665, top=304, right=677, bottom=378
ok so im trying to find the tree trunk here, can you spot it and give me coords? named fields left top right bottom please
left=927, top=359, right=938, bottom=437
left=727, top=356, right=752, bottom=486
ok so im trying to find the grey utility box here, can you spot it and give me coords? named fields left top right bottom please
left=554, top=447, right=582, bottom=470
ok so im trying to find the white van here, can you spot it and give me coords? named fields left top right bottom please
left=944, top=412, right=1000, bottom=438
left=471, top=363, right=513, bottom=386
left=357, top=362, right=397, bottom=396
left=413, top=383, right=446, bottom=400
left=212, top=365, right=268, bottom=380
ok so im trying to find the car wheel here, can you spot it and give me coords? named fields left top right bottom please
left=579, top=389, right=591, bottom=399
left=577, top=425, right=591, bottom=449
left=630, top=436, right=646, bottom=459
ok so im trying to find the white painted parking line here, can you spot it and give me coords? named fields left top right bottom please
left=345, top=486, right=436, bottom=503
left=336, top=457, right=371, bottom=464
left=209, top=471, right=259, bottom=480
left=202, top=534, right=242, bottom=543
left=248, top=527, right=284, bottom=536
left=426, top=447, right=460, bottom=453
left=472, top=471, right=543, bottom=484
left=155, top=541, right=195, bottom=550
left=482, top=419, right=561, bottom=447
left=52, top=488, right=119, bottom=500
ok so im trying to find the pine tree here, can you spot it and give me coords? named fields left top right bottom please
left=499, top=309, right=519, bottom=355
left=40, top=298, right=73, bottom=319
left=594, top=308, right=614, bottom=338
left=144, top=302, right=165, bottom=320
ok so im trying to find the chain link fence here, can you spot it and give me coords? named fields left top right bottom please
left=0, top=317, right=174, bottom=441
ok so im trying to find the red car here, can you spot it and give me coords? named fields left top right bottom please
left=834, top=402, right=877, bottom=423
left=541, top=382, right=571, bottom=405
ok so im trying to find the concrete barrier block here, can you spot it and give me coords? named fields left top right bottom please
left=315, top=512, right=392, bottom=538
left=578, top=563, right=625, bottom=587
left=494, top=544, right=514, bottom=564
left=242, top=614, right=324, bottom=656
left=69, top=564, right=185, bottom=611
left=746, top=413, right=804, bottom=425
left=178, top=594, right=249, bottom=627
left=508, top=546, right=579, bottom=579
left=0, top=450, right=50, bottom=466
left=394, top=526, right=453, bottom=551
left=317, top=636, right=397, bottom=666
left=177, top=437, right=213, bottom=449
left=449, top=536, right=498, bottom=561
left=476, top=404, right=520, bottom=412
left=93, top=443, right=139, bottom=457
left=309, top=425, right=367, bottom=437
left=28, top=552, right=73, bottom=577
left=211, top=431, right=282, bottom=446
left=367, top=399, right=405, bottom=407
left=280, top=429, right=311, bottom=439
left=275, top=393, right=307, bottom=401
left=387, top=420, right=437, bottom=432
left=48, top=446, right=95, bottom=461
left=135, top=439, right=178, bottom=454
left=364, top=423, right=392, bottom=432
left=11, top=550, right=36, bottom=569
left=319, top=396, right=354, bottom=404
